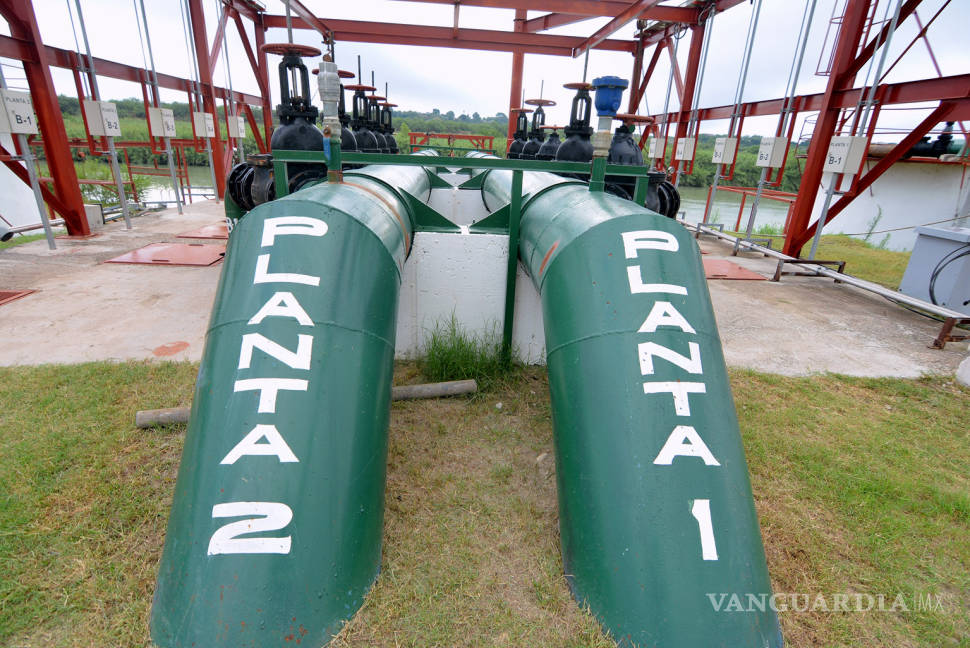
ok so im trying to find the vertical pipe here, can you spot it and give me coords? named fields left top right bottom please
left=501, top=170, right=523, bottom=361
left=4, top=0, right=89, bottom=236
left=137, top=0, right=183, bottom=214
left=188, top=0, right=228, bottom=198
left=703, top=0, right=762, bottom=224
left=808, top=172, right=840, bottom=259
left=219, top=12, right=244, bottom=166
left=181, top=0, right=218, bottom=200
left=73, top=0, right=131, bottom=228
left=784, top=0, right=874, bottom=256
left=0, top=64, right=56, bottom=248
left=506, top=9, right=526, bottom=147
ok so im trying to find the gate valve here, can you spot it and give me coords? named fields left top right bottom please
left=260, top=43, right=321, bottom=123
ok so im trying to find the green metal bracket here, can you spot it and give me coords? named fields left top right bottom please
left=469, top=204, right=510, bottom=233
left=400, top=190, right=460, bottom=232
left=458, top=172, right=486, bottom=190
left=427, top=172, right=454, bottom=189
left=589, top=157, right=607, bottom=192
left=273, top=159, right=289, bottom=198
left=500, top=170, right=523, bottom=364
left=224, top=191, right=244, bottom=226
left=634, top=176, right=648, bottom=205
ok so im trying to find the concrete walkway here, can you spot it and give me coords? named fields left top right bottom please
left=0, top=198, right=965, bottom=377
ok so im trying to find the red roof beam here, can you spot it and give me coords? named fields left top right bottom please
left=0, top=34, right=263, bottom=105
left=572, top=0, right=663, bottom=58
left=262, top=16, right=636, bottom=55
left=281, top=0, right=332, bottom=40
left=524, top=5, right=699, bottom=33
left=647, top=73, right=970, bottom=122
left=390, top=0, right=655, bottom=16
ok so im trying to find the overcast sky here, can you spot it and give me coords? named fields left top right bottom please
left=2, top=0, right=967, bottom=140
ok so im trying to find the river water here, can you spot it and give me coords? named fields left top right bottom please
left=677, top=185, right=791, bottom=233
left=143, top=167, right=793, bottom=235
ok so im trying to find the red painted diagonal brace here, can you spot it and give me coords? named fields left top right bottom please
left=791, top=101, right=956, bottom=252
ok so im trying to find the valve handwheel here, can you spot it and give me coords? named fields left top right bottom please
left=510, top=107, right=534, bottom=113
left=564, top=82, right=593, bottom=90
left=367, top=95, right=386, bottom=101
left=337, top=70, right=355, bottom=79
left=540, top=125, right=563, bottom=131
left=525, top=98, right=556, bottom=107
left=259, top=43, right=322, bottom=58
left=343, top=84, right=377, bottom=93
left=613, top=113, right=654, bottom=125
left=378, top=102, right=398, bottom=108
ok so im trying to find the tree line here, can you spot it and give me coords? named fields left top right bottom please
left=53, top=96, right=808, bottom=191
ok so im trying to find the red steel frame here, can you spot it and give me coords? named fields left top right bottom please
left=1, top=0, right=964, bottom=255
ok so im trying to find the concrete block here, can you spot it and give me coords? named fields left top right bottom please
left=957, top=355, right=970, bottom=388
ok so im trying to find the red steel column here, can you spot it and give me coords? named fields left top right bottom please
left=783, top=0, right=874, bottom=257
left=189, top=0, right=228, bottom=198
left=506, top=9, right=526, bottom=146
left=0, top=0, right=88, bottom=235
left=627, top=34, right=644, bottom=113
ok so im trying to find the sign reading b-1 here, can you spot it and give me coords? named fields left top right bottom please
left=0, top=89, right=38, bottom=135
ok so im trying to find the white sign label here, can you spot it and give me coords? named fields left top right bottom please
left=674, top=137, right=695, bottom=161
left=0, top=90, right=38, bottom=135
left=823, top=136, right=868, bottom=174
left=193, top=111, right=216, bottom=138
left=228, top=115, right=246, bottom=139
left=646, top=137, right=663, bottom=160
left=162, top=109, right=177, bottom=137
left=756, top=137, right=789, bottom=168
left=148, top=107, right=176, bottom=138
left=99, top=102, right=122, bottom=137
left=83, top=99, right=105, bottom=136
left=711, top=137, right=737, bottom=164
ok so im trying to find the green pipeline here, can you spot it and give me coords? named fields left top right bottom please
left=150, top=156, right=434, bottom=647
left=480, top=161, right=784, bottom=647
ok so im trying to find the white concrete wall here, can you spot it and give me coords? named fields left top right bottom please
left=0, top=133, right=44, bottom=229
left=810, top=161, right=969, bottom=251
left=394, top=230, right=546, bottom=365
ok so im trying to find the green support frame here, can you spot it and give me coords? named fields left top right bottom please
left=261, top=148, right=659, bottom=364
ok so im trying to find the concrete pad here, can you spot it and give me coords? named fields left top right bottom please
left=0, top=201, right=224, bottom=365
left=0, top=196, right=966, bottom=378
left=697, top=235, right=968, bottom=377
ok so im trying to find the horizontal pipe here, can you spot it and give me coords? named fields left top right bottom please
left=695, top=223, right=968, bottom=320
left=7, top=218, right=65, bottom=234
left=135, top=380, right=478, bottom=428
left=475, top=154, right=783, bottom=647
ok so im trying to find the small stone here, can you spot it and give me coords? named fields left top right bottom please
left=536, top=452, right=548, bottom=464
left=957, top=355, right=970, bottom=388
left=495, top=402, right=503, bottom=410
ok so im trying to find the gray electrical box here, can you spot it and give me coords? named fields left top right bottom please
left=899, top=225, right=970, bottom=315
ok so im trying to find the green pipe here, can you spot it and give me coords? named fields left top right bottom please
left=479, top=158, right=784, bottom=647
left=150, top=156, right=434, bottom=647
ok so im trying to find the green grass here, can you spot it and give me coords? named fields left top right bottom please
left=0, top=232, right=51, bottom=250
left=812, top=234, right=911, bottom=289
left=419, top=314, right=517, bottom=390
left=727, top=232, right=912, bottom=289
left=0, top=362, right=967, bottom=647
